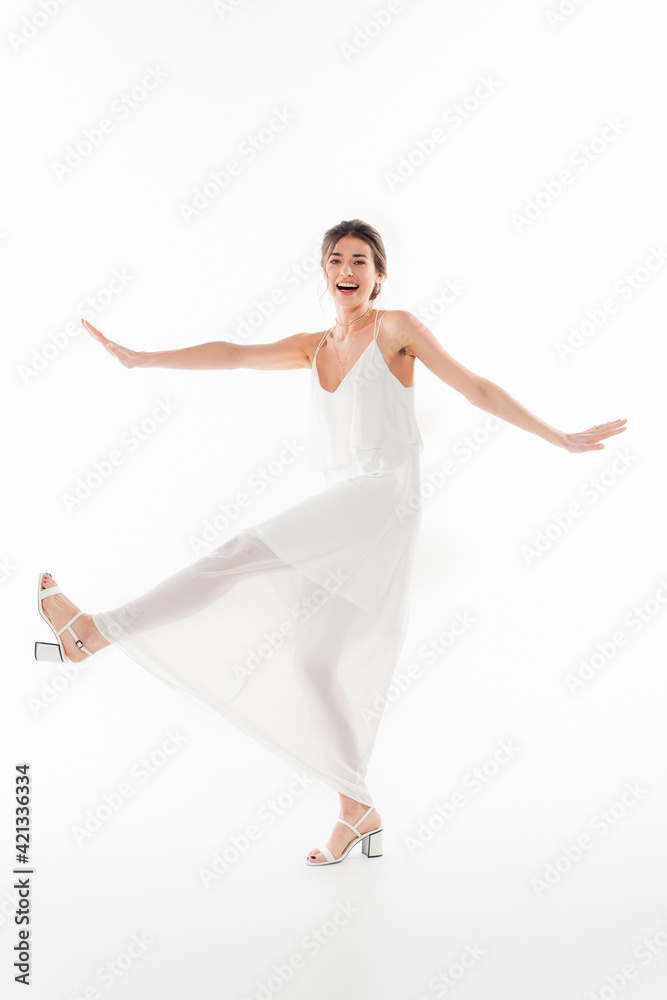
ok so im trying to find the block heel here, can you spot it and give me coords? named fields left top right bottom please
left=361, top=827, right=383, bottom=858
left=34, top=641, right=65, bottom=663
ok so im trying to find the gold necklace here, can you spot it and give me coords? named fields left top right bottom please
left=331, top=325, right=362, bottom=371
left=330, top=305, right=374, bottom=370
left=335, top=303, right=373, bottom=328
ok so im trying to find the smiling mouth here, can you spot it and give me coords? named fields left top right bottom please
left=337, top=283, right=359, bottom=291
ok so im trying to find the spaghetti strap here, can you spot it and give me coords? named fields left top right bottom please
left=313, top=328, right=329, bottom=361
left=316, top=309, right=384, bottom=358
left=374, top=309, right=386, bottom=342
left=314, top=308, right=382, bottom=367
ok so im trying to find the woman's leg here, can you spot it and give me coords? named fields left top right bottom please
left=40, top=538, right=382, bottom=863
left=289, top=584, right=383, bottom=862
left=40, top=529, right=289, bottom=661
left=93, top=529, right=288, bottom=638
left=291, top=586, right=365, bottom=780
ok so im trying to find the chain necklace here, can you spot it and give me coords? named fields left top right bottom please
left=329, top=303, right=374, bottom=371
left=335, top=302, right=373, bottom=328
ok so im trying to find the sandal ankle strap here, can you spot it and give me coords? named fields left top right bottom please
left=57, top=611, right=93, bottom=657
left=336, top=805, right=375, bottom=834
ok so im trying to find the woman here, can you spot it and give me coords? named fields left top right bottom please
left=35, top=219, right=627, bottom=866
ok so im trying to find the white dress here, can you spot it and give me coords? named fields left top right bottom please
left=92, top=310, right=424, bottom=806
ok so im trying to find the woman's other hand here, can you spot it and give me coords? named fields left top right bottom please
left=82, top=319, right=146, bottom=369
left=552, top=418, right=627, bottom=452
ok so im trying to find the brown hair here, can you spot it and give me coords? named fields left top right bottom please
left=318, top=219, right=387, bottom=306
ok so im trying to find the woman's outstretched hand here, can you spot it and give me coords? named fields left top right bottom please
left=552, top=418, right=627, bottom=453
left=81, top=319, right=146, bottom=369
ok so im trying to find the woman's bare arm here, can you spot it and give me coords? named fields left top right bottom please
left=386, top=310, right=627, bottom=454
left=82, top=319, right=312, bottom=371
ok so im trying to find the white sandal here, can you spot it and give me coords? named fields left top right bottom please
left=305, top=805, right=383, bottom=866
left=34, top=572, right=94, bottom=663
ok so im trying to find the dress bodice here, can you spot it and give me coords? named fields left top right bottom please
left=306, top=310, right=424, bottom=479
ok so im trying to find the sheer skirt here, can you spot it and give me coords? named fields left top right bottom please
left=92, top=527, right=410, bottom=804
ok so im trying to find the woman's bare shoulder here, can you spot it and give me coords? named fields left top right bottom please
left=299, top=329, right=330, bottom=366
left=378, top=309, right=417, bottom=355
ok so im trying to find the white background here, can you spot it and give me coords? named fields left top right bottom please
left=2, top=1, right=667, bottom=998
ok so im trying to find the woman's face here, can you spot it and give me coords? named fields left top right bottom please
left=325, top=236, right=382, bottom=307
